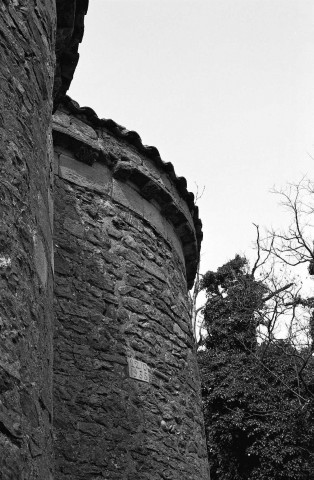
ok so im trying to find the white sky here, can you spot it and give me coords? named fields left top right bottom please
left=69, top=0, right=314, bottom=275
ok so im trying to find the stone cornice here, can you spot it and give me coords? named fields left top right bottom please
left=53, top=100, right=203, bottom=288
left=60, top=97, right=202, bottom=243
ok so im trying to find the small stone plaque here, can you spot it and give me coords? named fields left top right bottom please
left=127, top=357, right=150, bottom=383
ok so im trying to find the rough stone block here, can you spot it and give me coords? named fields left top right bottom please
left=59, top=152, right=113, bottom=195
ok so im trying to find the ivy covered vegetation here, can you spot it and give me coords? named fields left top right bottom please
left=199, top=254, right=314, bottom=480
left=198, top=179, right=314, bottom=479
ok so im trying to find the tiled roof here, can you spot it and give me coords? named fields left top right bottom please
left=61, top=96, right=203, bottom=255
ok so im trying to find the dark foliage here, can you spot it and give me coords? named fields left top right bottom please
left=199, top=255, right=314, bottom=480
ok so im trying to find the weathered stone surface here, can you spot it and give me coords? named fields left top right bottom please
left=53, top=115, right=209, bottom=479
left=1, top=1, right=209, bottom=477
left=0, top=2, right=56, bottom=477
left=53, top=0, right=89, bottom=109
left=55, top=97, right=203, bottom=289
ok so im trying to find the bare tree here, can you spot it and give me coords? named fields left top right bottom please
left=190, top=183, right=206, bottom=344
left=262, top=177, right=314, bottom=269
left=189, top=262, right=206, bottom=344
left=250, top=178, right=314, bottom=399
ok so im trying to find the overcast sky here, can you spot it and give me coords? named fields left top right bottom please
left=69, top=0, right=314, bottom=275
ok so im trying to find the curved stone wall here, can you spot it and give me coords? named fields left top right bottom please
left=0, top=2, right=56, bottom=478
left=0, top=2, right=209, bottom=476
left=53, top=102, right=209, bottom=479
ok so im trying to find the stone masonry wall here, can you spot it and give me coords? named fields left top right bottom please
left=53, top=107, right=210, bottom=479
left=0, top=3, right=56, bottom=478
left=0, top=2, right=210, bottom=479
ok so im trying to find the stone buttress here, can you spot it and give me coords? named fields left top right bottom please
left=52, top=97, right=210, bottom=480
